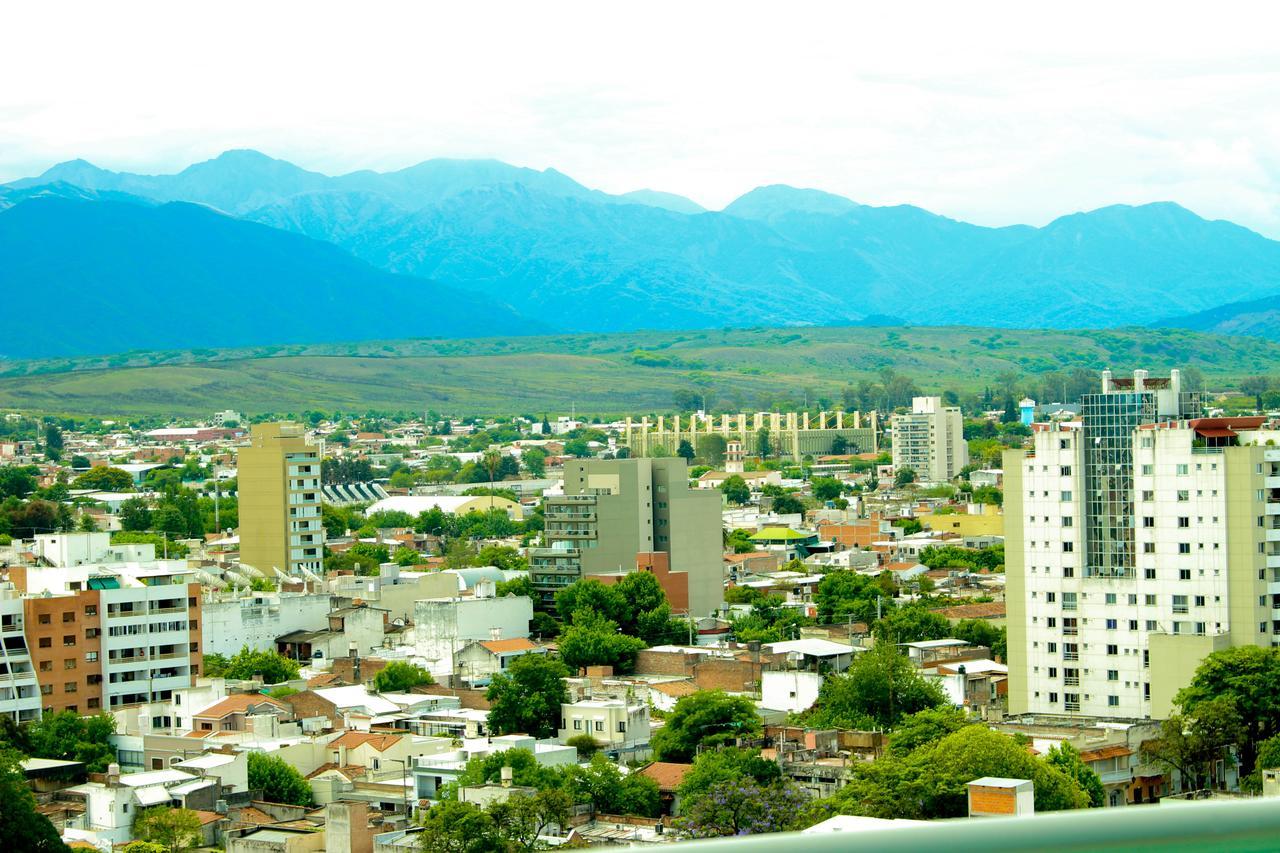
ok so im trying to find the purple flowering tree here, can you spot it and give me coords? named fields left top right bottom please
left=673, top=777, right=809, bottom=838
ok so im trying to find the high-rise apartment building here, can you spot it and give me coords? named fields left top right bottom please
left=1007, top=369, right=1280, bottom=719
left=1, top=532, right=202, bottom=716
left=891, top=396, right=968, bottom=482
left=530, top=458, right=723, bottom=616
left=238, top=422, right=323, bottom=577
left=0, top=585, right=40, bottom=723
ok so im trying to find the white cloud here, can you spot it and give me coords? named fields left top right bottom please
left=2, top=0, right=1279, bottom=234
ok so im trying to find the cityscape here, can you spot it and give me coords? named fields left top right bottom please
left=4, top=3, right=1280, bottom=852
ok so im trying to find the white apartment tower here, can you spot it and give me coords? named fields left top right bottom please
left=1007, top=369, right=1280, bottom=720
left=891, top=396, right=968, bottom=482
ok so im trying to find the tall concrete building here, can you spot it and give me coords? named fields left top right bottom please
left=1007, top=369, right=1280, bottom=719
left=238, top=423, right=323, bottom=577
left=891, top=396, right=967, bottom=482
left=530, top=458, right=723, bottom=616
left=2, top=533, right=202, bottom=716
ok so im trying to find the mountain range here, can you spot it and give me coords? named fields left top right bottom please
left=4, top=149, right=1280, bottom=357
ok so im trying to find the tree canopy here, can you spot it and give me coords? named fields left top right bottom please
left=373, top=661, right=435, bottom=693
left=800, top=642, right=947, bottom=730
left=247, top=751, right=313, bottom=806
left=486, top=655, right=571, bottom=739
left=651, top=690, right=761, bottom=763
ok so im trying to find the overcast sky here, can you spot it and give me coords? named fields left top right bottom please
left=3, top=1, right=1279, bottom=234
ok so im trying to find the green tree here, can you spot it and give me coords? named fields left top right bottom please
left=893, top=467, right=918, bottom=487
left=0, top=466, right=37, bottom=499
left=563, top=438, right=591, bottom=458
left=486, top=655, right=571, bottom=739
left=122, top=843, right=167, bottom=853
left=886, top=707, right=977, bottom=757
left=202, top=652, right=230, bottom=678
left=755, top=427, right=772, bottom=459
left=495, top=576, right=536, bottom=598
left=418, top=799, right=499, bottom=853
left=558, top=610, right=646, bottom=673
left=565, top=733, right=601, bottom=760
left=247, top=751, right=314, bottom=806
left=392, top=545, right=421, bottom=566
left=454, top=748, right=564, bottom=792
left=814, top=570, right=882, bottom=626
left=874, top=604, right=951, bottom=644
left=1143, top=697, right=1246, bottom=792
left=1175, top=646, right=1280, bottom=776
left=951, top=618, right=1007, bottom=659
left=221, top=646, right=301, bottom=684
left=0, top=749, right=68, bottom=852
left=676, top=439, right=696, bottom=462
left=373, top=661, right=435, bottom=692
left=720, top=474, right=750, bottom=505
left=133, top=806, right=202, bottom=853
left=26, top=711, right=116, bottom=772
left=810, top=476, right=843, bottom=502
left=651, top=691, right=761, bottom=763
left=562, top=753, right=661, bottom=817
left=1046, top=743, right=1105, bottom=808
left=770, top=493, right=804, bottom=515
left=802, top=643, right=947, bottom=730
left=73, top=466, right=134, bottom=491
left=522, top=447, right=547, bottom=477
left=489, top=787, right=573, bottom=852
left=697, top=434, right=728, bottom=466
left=725, top=528, right=755, bottom=554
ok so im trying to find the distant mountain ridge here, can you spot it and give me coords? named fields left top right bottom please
left=6, top=150, right=1280, bottom=338
left=0, top=192, right=530, bottom=358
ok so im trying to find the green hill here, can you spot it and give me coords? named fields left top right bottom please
left=0, top=325, right=1274, bottom=418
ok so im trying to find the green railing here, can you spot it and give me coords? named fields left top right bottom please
left=676, top=798, right=1280, bottom=852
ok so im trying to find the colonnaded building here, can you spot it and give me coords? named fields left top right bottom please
left=621, top=410, right=878, bottom=459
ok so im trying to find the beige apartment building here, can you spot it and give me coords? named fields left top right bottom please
left=1006, top=369, right=1280, bottom=720
left=530, top=458, right=724, bottom=616
left=238, top=423, right=323, bottom=578
left=891, top=396, right=967, bottom=482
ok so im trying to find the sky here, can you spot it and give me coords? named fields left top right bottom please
left=3, top=1, right=1280, bottom=235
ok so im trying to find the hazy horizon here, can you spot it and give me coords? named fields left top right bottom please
left=2, top=1, right=1279, bottom=235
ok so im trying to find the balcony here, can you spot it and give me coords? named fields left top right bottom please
left=1064, top=676, right=1080, bottom=686
left=1063, top=652, right=1079, bottom=661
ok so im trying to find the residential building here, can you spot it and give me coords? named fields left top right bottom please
left=455, top=637, right=545, bottom=686
left=529, top=458, right=723, bottom=615
left=238, top=423, right=323, bottom=578
left=413, top=585, right=533, bottom=675
left=364, top=494, right=524, bottom=521
left=1007, top=368, right=1280, bottom=719
left=891, top=396, right=968, bottom=482
left=0, top=584, right=40, bottom=723
left=5, top=533, right=202, bottom=715
left=201, top=591, right=333, bottom=657
left=559, top=696, right=651, bottom=753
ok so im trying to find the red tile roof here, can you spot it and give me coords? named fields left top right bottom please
left=194, top=693, right=287, bottom=720
left=329, top=730, right=402, bottom=752
left=636, top=762, right=693, bottom=791
left=479, top=638, right=539, bottom=654
left=1079, top=745, right=1133, bottom=763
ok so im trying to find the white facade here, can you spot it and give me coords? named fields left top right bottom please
left=1010, top=371, right=1280, bottom=719
left=413, top=594, right=532, bottom=675
left=558, top=698, right=651, bottom=751
left=891, top=396, right=968, bottom=483
left=201, top=592, right=333, bottom=657
left=100, top=580, right=197, bottom=710
left=761, top=670, right=823, bottom=714
left=0, top=586, right=40, bottom=722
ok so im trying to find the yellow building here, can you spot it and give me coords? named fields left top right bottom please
left=919, top=503, right=1004, bottom=537
left=238, top=423, right=323, bottom=577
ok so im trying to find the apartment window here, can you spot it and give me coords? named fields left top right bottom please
left=1048, top=667, right=1058, bottom=677
left=1048, top=642, right=1058, bottom=653
left=1178, top=543, right=1191, bottom=554
left=1061, top=465, right=1072, bottom=476
left=64, top=682, right=77, bottom=693
left=84, top=605, right=97, bottom=616
left=1049, top=692, right=1059, bottom=703
left=1061, top=491, right=1073, bottom=502
left=594, top=721, right=604, bottom=732
left=1105, top=593, right=1117, bottom=604
left=1129, top=620, right=1139, bottom=631
left=1177, top=517, right=1190, bottom=528
left=1063, top=593, right=1078, bottom=611
left=1106, top=644, right=1119, bottom=655
left=1060, top=439, right=1070, bottom=449
left=1047, top=617, right=1057, bottom=628
left=85, top=652, right=97, bottom=663
left=1179, top=569, right=1191, bottom=580
left=1195, top=595, right=1206, bottom=607
left=1128, top=594, right=1138, bottom=605
left=1063, top=516, right=1073, bottom=527
left=1143, top=543, right=1156, bottom=554
left=62, top=612, right=75, bottom=623
left=1146, top=620, right=1157, bottom=631
left=1107, top=670, right=1119, bottom=681
left=40, top=684, right=52, bottom=695
left=1145, top=568, right=1156, bottom=580
left=39, top=661, right=52, bottom=672
left=618, top=721, right=626, bottom=733
left=572, top=719, right=582, bottom=730
left=1173, top=595, right=1189, bottom=614
left=1141, top=464, right=1154, bottom=475
left=38, top=637, right=51, bottom=648
left=37, top=613, right=51, bottom=625
left=1142, top=490, right=1154, bottom=501
left=1063, top=542, right=1074, bottom=553
left=87, top=698, right=100, bottom=709
left=1140, top=437, right=1154, bottom=448
left=1046, top=592, right=1056, bottom=603
left=1177, top=490, right=1189, bottom=502
left=1108, top=695, right=1120, bottom=707
left=64, top=659, right=76, bottom=670
left=1176, top=464, right=1189, bottom=475
left=1063, top=566, right=1075, bottom=578
left=1106, top=619, right=1118, bottom=630
left=63, top=635, right=75, bottom=647
left=1142, top=517, right=1155, bottom=528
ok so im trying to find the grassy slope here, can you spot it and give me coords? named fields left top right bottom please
left=0, top=325, right=1274, bottom=417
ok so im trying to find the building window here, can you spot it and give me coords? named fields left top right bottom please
left=62, top=612, right=75, bottom=623
left=594, top=721, right=604, bottom=732
left=1173, top=595, right=1189, bottom=614
left=1106, top=619, right=1118, bottom=629
left=1063, top=542, right=1074, bottom=553
left=84, top=605, right=97, bottom=616
left=1061, top=491, right=1073, bottom=502
left=38, top=637, right=51, bottom=648
left=1105, top=593, right=1117, bottom=604
left=1062, top=516, right=1073, bottom=527
left=37, top=613, right=51, bottom=625
left=1179, top=569, right=1191, bottom=580
left=618, top=721, right=626, bottom=733
left=1177, top=490, right=1189, bottom=502
left=1178, top=543, right=1191, bottom=555
left=1194, top=595, right=1206, bottom=607
left=1143, top=543, right=1156, bottom=554
left=1145, top=568, right=1156, bottom=580
left=64, top=659, right=76, bottom=670
left=1107, top=670, right=1119, bottom=681
left=573, top=719, right=582, bottom=730
left=1142, top=517, right=1155, bottom=528
left=1177, top=517, right=1190, bottom=528
left=1108, top=695, right=1120, bottom=707
left=1106, top=644, right=1119, bottom=655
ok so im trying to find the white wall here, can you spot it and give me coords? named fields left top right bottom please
left=761, top=670, right=823, bottom=714
left=202, top=593, right=333, bottom=657
left=414, top=597, right=533, bottom=673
